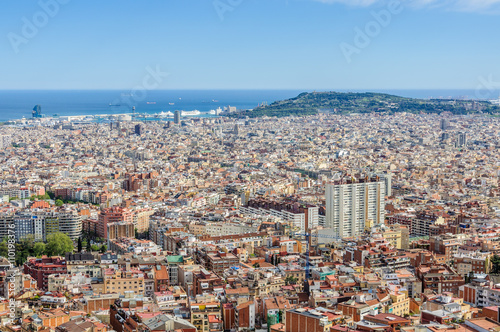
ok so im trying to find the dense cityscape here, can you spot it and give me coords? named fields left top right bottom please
left=0, top=109, right=500, bottom=332
left=2, top=0, right=500, bottom=331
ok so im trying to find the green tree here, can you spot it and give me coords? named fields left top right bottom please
left=16, top=246, right=31, bottom=266
left=20, top=236, right=35, bottom=252
left=491, top=254, right=500, bottom=274
left=86, top=240, right=92, bottom=252
left=0, top=240, right=8, bottom=258
left=91, top=244, right=100, bottom=252
left=285, top=276, right=298, bottom=285
left=55, top=199, right=64, bottom=206
left=33, top=242, right=46, bottom=257
left=77, top=237, right=82, bottom=252
left=100, top=245, right=107, bottom=253
left=46, top=233, right=73, bottom=256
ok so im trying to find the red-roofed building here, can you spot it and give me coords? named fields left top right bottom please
left=23, top=257, right=67, bottom=291
left=154, top=265, right=169, bottom=292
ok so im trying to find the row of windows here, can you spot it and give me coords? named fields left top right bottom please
left=110, top=280, right=140, bottom=284
left=110, top=286, right=142, bottom=290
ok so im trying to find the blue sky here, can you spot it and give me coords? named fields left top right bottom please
left=1, top=0, right=499, bottom=90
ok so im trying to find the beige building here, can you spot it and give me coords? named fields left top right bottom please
left=133, top=207, right=154, bottom=233
left=103, top=269, right=144, bottom=296
left=383, top=225, right=410, bottom=249
left=190, top=295, right=222, bottom=332
left=385, top=291, right=410, bottom=317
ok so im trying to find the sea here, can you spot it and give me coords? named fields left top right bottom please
left=0, top=89, right=495, bottom=122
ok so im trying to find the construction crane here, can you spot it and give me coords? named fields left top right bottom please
left=293, top=232, right=340, bottom=280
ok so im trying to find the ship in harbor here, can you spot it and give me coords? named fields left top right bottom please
left=181, top=110, right=201, bottom=116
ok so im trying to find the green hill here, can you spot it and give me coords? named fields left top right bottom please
left=230, top=91, right=500, bottom=118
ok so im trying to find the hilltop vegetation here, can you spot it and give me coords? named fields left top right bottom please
left=231, top=91, right=500, bottom=118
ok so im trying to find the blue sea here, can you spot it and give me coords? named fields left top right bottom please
left=0, top=89, right=490, bottom=122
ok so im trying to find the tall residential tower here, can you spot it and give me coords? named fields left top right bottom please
left=325, top=176, right=386, bottom=238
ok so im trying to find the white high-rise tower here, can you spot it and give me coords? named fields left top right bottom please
left=325, top=176, right=386, bottom=238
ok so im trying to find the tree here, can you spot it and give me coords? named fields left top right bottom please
left=491, top=254, right=500, bottom=274
left=0, top=240, right=8, bottom=258
left=55, top=199, right=64, bottom=206
left=46, top=233, right=73, bottom=256
left=77, top=237, right=82, bottom=252
left=33, top=242, right=46, bottom=257
left=16, top=246, right=30, bottom=266
left=86, top=240, right=92, bottom=252
left=100, top=245, right=107, bottom=253
left=285, top=276, right=298, bottom=285
left=91, top=244, right=100, bottom=252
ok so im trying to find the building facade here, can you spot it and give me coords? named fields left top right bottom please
left=326, top=177, right=386, bottom=238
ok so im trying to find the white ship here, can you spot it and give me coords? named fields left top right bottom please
left=181, top=110, right=201, bottom=116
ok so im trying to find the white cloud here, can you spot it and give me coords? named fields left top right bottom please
left=311, top=0, right=500, bottom=12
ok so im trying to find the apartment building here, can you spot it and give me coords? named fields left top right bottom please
left=103, top=268, right=145, bottom=296
left=200, top=251, right=239, bottom=276
left=386, top=213, right=415, bottom=235
left=240, top=198, right=319, bottom=233
left=460, top=278, right=500, bottom=307
left=0, top=209, right=82, bottom=242
left=56, top=210, right=83, bottom=241
left=132, top=207, right=154, bottom=233
left=107, top=222, right=135, bottom=240
left=325, top=177, right=386, bottom=238
left=97, top=206, right=134, bottom=239
left=416, top=264, right=465, bottom=295
left=454, top=252, right=491, bottom=276
left=411, top=213, right=446, bottom=236
left=190, top=295, right=223, bottom=332
left=24, top=257, right=67, bottom=290
left=285, top=308, right=334, bottom=332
